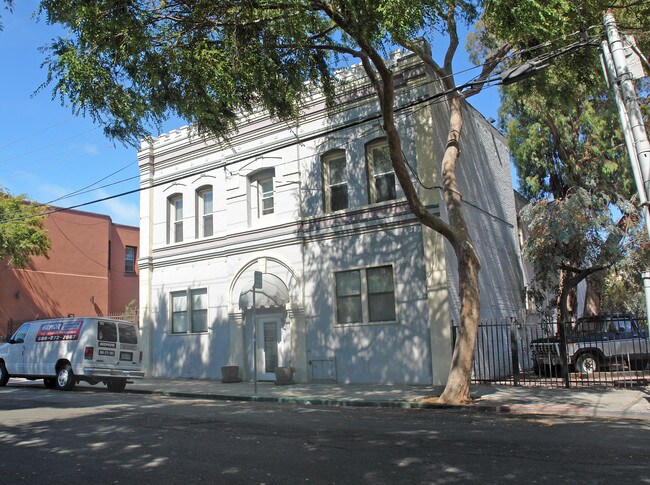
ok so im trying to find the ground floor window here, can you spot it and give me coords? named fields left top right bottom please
left=171, top=288, right=208, bottom=334
left=335, top=265, right=396, bottom=325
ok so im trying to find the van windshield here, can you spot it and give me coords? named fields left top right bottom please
left=98, top=322, right=117, bottom=342
left=118, top=323, right=138, bottom=344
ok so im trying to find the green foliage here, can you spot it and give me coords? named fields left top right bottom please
left=523, top=189, right=621, bottom=277
left=0, top=0, right=13, bottom=31
left=34, top=1, right=496, bottom=147
left=0, top=188, right=51, bottom=268
left=522, top=186, right=648, bottom=315
left=483, top=1, right=650, bottom=315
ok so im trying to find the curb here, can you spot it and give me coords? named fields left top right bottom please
left=123, top=386, right=650, bottom=420
left=125, top=387, right=462, bottom=410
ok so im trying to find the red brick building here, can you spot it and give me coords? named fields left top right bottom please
left=0, top=208, right=139, bottom=336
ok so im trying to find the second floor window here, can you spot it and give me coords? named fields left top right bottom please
left=197, top=187, right=214, bottom=238
left=125, top=246, right=136, bottom=274
left=169, top=194, right=183, bottom=243
left=259, top=177, right=274, bottom=216
left=322, top=150, right=348, bottom=212
left=366, top=140, right=396, bottom=203
left=248, top=168, right=276, bottom=224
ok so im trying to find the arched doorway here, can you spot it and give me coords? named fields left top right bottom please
left=228, top=258, right=305, bottom=382
left=239, top=273, right=290, bottom=381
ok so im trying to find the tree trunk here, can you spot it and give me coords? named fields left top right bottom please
left=439, top=242, right=481, bottom=404
left=357, top=38, right=481, bottom=406
left=437, top=96, right=481, bottom=405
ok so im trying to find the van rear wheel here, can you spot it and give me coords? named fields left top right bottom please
left=56, top=364, right=76, bottom=391
left=0, top=363, right=9, bottom=386
left=107, top=379, right=127, bottom=393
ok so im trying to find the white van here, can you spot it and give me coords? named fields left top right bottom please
left=0, top=317, right=144, bottom=392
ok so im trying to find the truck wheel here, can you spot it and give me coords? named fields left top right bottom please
left=575, top=353, right=598, bottom=374
left=0, top=363, right=9, bottom=386
left=56, top=364, right=76, bottom=391
left=43, top=378, right=57, bottom=389
left=107, top=379, right=127, bottom=393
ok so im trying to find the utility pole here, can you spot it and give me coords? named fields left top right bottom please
left=601, top=10, right=650, bottom=320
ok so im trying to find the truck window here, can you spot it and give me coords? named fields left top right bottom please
left=98, top=322, right=118, bottom=342
left=12, top=324, right=30, bottom=343
left=118, top=323, right=138, bottom=344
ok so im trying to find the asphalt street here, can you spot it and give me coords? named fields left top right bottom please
left=0, top=386, right=648, bottom=484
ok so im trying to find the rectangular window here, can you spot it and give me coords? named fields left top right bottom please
left=171, top=291, right=188, bottom=333
left=125, top=246, right=136, bottom=274
left=367, top=140, right=396, bottom=203
left=367, top=266, right=397, bottom=322
left=335, top=270, right=362, bottom=323
left=335, top=265, right=396, bottom=325
left=323, top=151, right=348, bottom=212
left=191, top=289, right=208, bottom=333
left=118, top=323, right=138, bottom=344
left=171, top=288, right=208, bottom=334
left=259, top=178, right=274, bottom=216
left=98, top=321, right=117, bottom=342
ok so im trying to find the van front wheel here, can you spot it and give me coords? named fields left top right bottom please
left=56, top=364, right=76, bottom=391
left=0, top=363, right=9, bottom=386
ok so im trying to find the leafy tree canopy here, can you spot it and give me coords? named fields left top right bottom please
left=36, top=0, right=482, bottom=146
left=0, top=188, right=50, bottom=268
left=481, top=1, right=650, bottom=317
left=33, top=0, right=504, bottom=405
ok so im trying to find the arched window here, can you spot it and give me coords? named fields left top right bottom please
left=168, top=194, right=183, bottom=243
left=366, top=139, right=396, bottom=203
left=196, top=186, right=214, bottom=238
left=248, top=168, right=275, bottom=222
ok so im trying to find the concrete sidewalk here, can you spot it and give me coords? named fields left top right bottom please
left=9, top=376, right=650, bottom=420
left=68, top=377, right=650, bottom=421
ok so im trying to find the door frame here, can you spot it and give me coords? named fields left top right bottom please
left=254, top=313, right=286, bottom=381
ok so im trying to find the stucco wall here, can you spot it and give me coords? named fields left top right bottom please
left=138, top=52, right=522, bottom=384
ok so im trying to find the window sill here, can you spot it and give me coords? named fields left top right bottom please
left=334, top=320, right=398, bottom=328
left=169, top=331, right=210, bottom=336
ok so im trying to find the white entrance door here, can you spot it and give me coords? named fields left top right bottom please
left=256, top=316, right=282, bottom=381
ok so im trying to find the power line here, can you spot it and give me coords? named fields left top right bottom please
left=0, top=29, right=602, bottom=224
left=0, top=79, right=503, bottom=224
left=0, top=116, right=77, bottom=151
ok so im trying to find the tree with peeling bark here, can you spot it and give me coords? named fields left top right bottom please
left=33, top=0, right=512, bottom=404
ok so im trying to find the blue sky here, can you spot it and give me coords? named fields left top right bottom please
left=0, top=2, right=502, bottom=228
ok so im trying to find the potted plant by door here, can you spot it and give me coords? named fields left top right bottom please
left=274, top=366, right=294, bottom=385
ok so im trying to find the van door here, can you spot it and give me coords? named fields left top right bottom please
left=7, top=323, right=31, bottom=374
left=97, top=321, right=118, bottom=365
left=116, top=323, right=140, bottom=369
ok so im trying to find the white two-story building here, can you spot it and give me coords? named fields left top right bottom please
left=137, top=52, right=524, bottom=385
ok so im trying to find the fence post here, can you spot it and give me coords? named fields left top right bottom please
left=559, top=320, right=571, bottom=388
left=510, top=318, right=520, bottom=386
